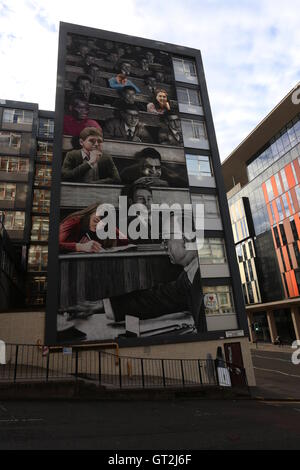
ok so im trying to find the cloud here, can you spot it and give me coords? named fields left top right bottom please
left=0, top=0, right=299, bottom=159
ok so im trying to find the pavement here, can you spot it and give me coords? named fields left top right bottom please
left=250, top=347, right=300, bottom=400
left=0, top=399, right=300, bottom=450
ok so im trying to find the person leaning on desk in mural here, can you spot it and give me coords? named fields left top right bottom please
left=64, top=231, right=206, bottom=333
left=59, top=203, right=128, bottom=254
left=61, top=127, right=121, bottom=184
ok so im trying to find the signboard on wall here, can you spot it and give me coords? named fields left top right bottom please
left=46, top=23, right=207, bottom=345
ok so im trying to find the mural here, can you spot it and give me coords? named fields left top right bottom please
left=52, top=31, right=206, bottom=343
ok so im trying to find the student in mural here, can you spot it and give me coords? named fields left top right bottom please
left=113, top=86, right=137, bottom=109
left=120, top=147, right=188, bottom=187
left=74, top=75, right=93, bottom=101
left=108, top=61, right=141, bottom=93
left=147, top=89, right=171, bottom=115
left=63, top=232, right=205, bottom=333
left=63, top=93, right=102, bottom=137
left=59, top=202, right=128, bottom=254
left=158, top=112, right=183, bottom=146
left=61, top=127, right=121, bottom=184
left=104, top=104, right=152, bottom=143
left=144, top=76, right=158, bottom=95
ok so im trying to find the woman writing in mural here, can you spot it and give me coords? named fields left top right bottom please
left=59, top=203, right=128, bottom=253
left=147, top=89, right=171, bottom=115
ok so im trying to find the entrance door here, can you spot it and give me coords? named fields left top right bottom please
left=224, top=342, right=246, bottom=388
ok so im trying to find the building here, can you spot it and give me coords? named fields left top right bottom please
left=0, top=100, right=54, bottom=309
left=0, top=24, right=255, bottom=386
left=223, top=84, right=300, bottom=344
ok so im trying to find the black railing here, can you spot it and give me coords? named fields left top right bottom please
left=0, top=344, right=248, bottom=390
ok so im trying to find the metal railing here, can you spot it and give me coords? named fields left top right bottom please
left=0, top=343, right=248, bottom=390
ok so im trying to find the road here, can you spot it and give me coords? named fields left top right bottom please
left=251, top=349, right=300, bottom=399
left=0, top=399, right=300, bottom=450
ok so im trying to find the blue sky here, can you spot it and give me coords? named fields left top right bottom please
left=0, top=0, right=299, bottom=159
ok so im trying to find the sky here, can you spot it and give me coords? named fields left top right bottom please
left=0, top=0, right=299, bottom=160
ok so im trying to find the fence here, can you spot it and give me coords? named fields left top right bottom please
left=0, top=343, right=248, bottom=390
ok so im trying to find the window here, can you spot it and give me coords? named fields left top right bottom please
left=3, top=109, right=33, bottom=126
left=181, top=119, right=207, bottom=141
left=295, top=186, right=300, bottom=206
left=37, top=141, right=53, bottom=162
left=192, top=194, right=220, bottom=219
left=0, top=183, right=16, bottom=201
left=31, top=216, right=49, bottom=241
left=27, top=276, right=47, bottom=306
left=276, top=198, right=284, bottom=221
left=38, top=118, right=54, bottom=139
left=280, top=169, right=289, bottom=191
left=279, top=224, right=287, bottom=245
left=294, top=242, right=300, bottom=267
left=0, top=132, right=21, bottom=150
left=248, top=240, right=254, bottom=258
left=186, top=154, right=213, bottom=177
left=282, top=194, right=290, bottom=217
left=203, top=285, right=235, bottom=315
left=173, top=58, right=197, bottom=78
left=34, top=165, right=52, bottom=186
left=28, top=246, right=48, bottom=272
left=32, top=189, right=51, bottom=213
left=0, top=211, right=25, bottom=230
left=273, top=226, right=281, bottom=248
left=269, top=202, right=276, bottom=224
left=274, top=173, right=282, bottom=195
left=290, top=218, right=299, bottom=241
left=198, top=238, right=226, bottom=264
left=291, top=161, right=298, bottom=185
left=265, top=179, right=274, bottom=200
left=177, top=87, right=201, bottom=106
left=0, top=156, right=29, bottom=174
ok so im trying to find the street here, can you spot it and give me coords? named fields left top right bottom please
left=0, top=398, right=300, bottom=450
left=251, top=348, right=300, bottom=399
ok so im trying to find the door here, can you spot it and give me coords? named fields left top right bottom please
left=224, top=342, right=247, bottom=388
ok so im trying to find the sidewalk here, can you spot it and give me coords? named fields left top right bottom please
left=250, top=342, right=293, bottom=353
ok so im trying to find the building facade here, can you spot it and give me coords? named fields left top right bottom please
left=0, top=100, right=54, bottom=309
left=0, top=25, right=255, bottom=386
left=223, top=85, right=300, bottom=344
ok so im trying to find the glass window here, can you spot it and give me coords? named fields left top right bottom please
left=181, top=119, right=207, bottom=141
left=203, top=285, right=235, bottom=315
left=280, top=169, right=289, bottom=191
left=274, top=173, right=282, bottom=195
left=0, top=156, right=29, bottom=173
left=276, top=198, right=284, bottom=221
left=34, top=165, right=52, bottom=186
left=38, top=118, right=54, bottom=139
left=186, top=154, right=213, bottom=177
left=291, top=161, right=298, bottom=185
left=3, top=109, right=33, bottom=125
left=32, top=189, right=51, bottom=213
left=0, top=183, right=16, bottom=201
left=177, top=87, right=201, bottom=106
left=0, top=211, right=25, bottom=230
left=173, top=58, right=197, bottom=78
left=31, top=216, right=49, bottom=241
left=28, top=246, right=48, bottom=272
left=192, top=194, right=219, bottom=219
left=37, top=141, right=53, bottom=162
left=295, top=185, right=300, bottom=206
left=290, top=218, right=299, bottom=241
left=198, top=238, right=226, bottom=264
left=0, top=131, right=21, bottom=150
left=273, top=226, right=281, bottom=248
left=279, top=224, right=287, bottom=245
left=269, top=202, right=276, bottom=224
left=282, top=194, right=290, bottom=217
left=265, top=179, right=274, bottom=200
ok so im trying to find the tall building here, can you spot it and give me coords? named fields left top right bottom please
left=223, top=85, right=300, bottom=344
left=0, top=100, right=54, bottom=309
